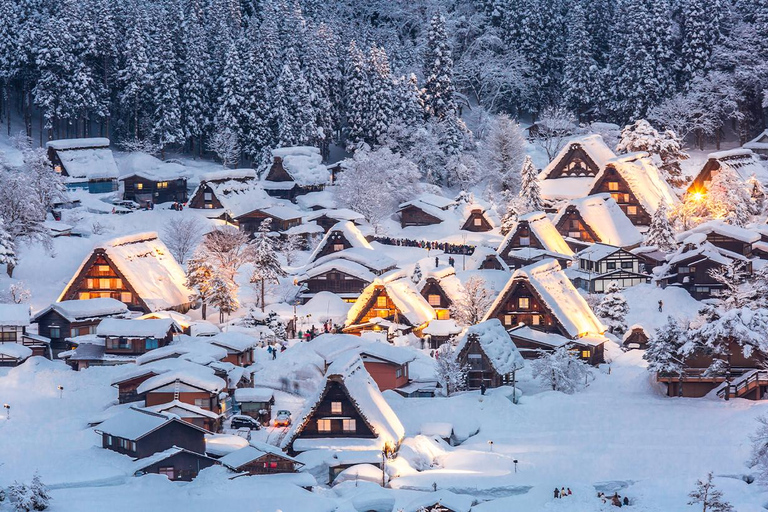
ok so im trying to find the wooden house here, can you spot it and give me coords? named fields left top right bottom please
left=630, top=246, right=669, bottom=274
left=569, top=244, right=649, bottom=293
left=305, top=209, right=365, bottom=233
left=464, top=246, right=509, bottom=271
left=460, top=204, right=496, bottom=232
left=343, top=276, right=435, bottom=337
left=32, top=298, right=128, bottom=356
left=46, top=138, right=119, bottom=193
left=0, top=342, right=33, bottom=366
left=688, top=148, right=767, bottom=196
left=234, top=387, right=275, bottom=424
left=538, top=134, right=616, bottom=203
left=98, top=318, right=180, bottom=356
left=622, top=324, right=650, bottom=349
left=94, top=407, right=210, bottom=459
left=187, top=169, right=258, bottom=210
left=220, top=443, right=301, bottom=475
left=206, top=332, right=257, bottom=366
left=497, top=212, right=574, bottom=268
left=401, top=491, right=475, bottom=512
left=677, top=220, right=759, bottom=259
left=655, top=233, right=751, bottom=300
left=308, top=221, right=374, bottom=263
left=132, top=446, right=218, bottom=481
left=483, top=259, right=608, bottom=364
left=58, top=232, right=195, bottom=314
left=553, top=194, right=643, bottom=250
left=397, top=194, right=457, bottom=228
left=455, top=319, right=525, bottom=390
left=744, top=130, right=768, bottom=158
left=280, top=355, right=405, bottom=455
left=120, top=173, right=187, bottom=207
left=358, top=343, right=415, bottom=391
left=0, top=303, right=30, bottom=346
left=422, top=319, right=463, bottom=349
left=235, top=204, right=303, bottom=235
left=144, top=399, right=222, bottom=432
left=297, top=260, right=376, bottom=303
left=587, top=152, right=679, bottom=226
left=415, top=265, right=464, bottom=321
left=0, top=304, right=49, bottom=362
left=137, top=366, right=229, bottom=416
left=262, top=147, right=330, bottom=200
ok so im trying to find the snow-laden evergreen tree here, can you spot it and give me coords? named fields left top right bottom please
left=365, top=45, right=394, bottom=147
left=305, top=24, right=340, bottom=156
left=250, top=218, right=287, bottom=312
left=644, top=316, right=686, bottom=376
left=499, top=189, right=519, bottom=236
left=595, top=281, right=629, bottom=335
left=7, top=481, right=34, bottom=512
left=179, top=11, right=210, bottom=155
left=480, top=114, right=526, bottom=192
left=117, top=12, right=152, bottom=140
left=530, top=345, right=593, bottom=393
left=215, top=39, right=244, bottom=156
left=645, top=202, right=678, bottom=252
left=411, top=262, right=422, bottom=284
left=562, top=0, right=597, bottom=120
left=449, top=276, right=494, bottom=326
left=616, top=120, right=689, bottom=186
left=517, top=156, right=543, bottom=214
left=241, top=32, right=273, bottom=164
left=680, top=0, right=723, bottom=85
left=266, top=310, right=288, bottom=343
left=29, top=472, right=50, bottom=511
left=423, top=13, right=456, bottom=121
left=435, top=343, right=468, bottom=396
left=392, top=73, right=424, bottom=128
left=687, top=473, right=734, bottom=512
left=209, top=273, right=239, bottom=323
left=273, top=48, right=315, bottom=147
left=344, top=40, right=369, bottom=149
left=280, top=233, right=304, bottom=266
left=705, top=163, right=754, bottom=226
left=151, top=27, right=183, bottom=159
left=185, top=248, right=215, bottom=320
left=749, top=414, right=768, bottom=485
left=0, top=216, right=16, bottom=277
left=747, top=175, right=766, bottom=216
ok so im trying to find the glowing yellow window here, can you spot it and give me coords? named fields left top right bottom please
left=136, top=183, right=143, bottom=190
left=99, top=278, right=112, bottom=289
left=582, top=350, right=591, bottom=359
left=158, top=182, right=168, bottom=189
left=473, top=218, right=482, bottom=226
left=331, top=401, right=342, bottom=414
left=376, top=296, right=387, bottom=308
left=317, top=419, right=332, bottom=432
left=627, top=206, right=638, bottom=216
left=532, top=315, right=540, bottom=325
left=436, top=309, right=450, bottom=320
left=518, top=297, right=530, bottom=309
left=78, top=292, right=90, bottom=300
left=608, top=181, right=619, bottom=191
left=333, top=244, right=344, bottom=252
left=120, top=292, right=132, bottom=303
left=428, top=294, right=441, bottom=306
left=504, top=315, right=513, bottom=326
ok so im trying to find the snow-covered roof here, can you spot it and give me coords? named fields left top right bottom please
left=32, top=298, right=127, bottom=323
left=663, top=234, right=749, bottom=270
left=243, top=204, right=304, bottom=222
left=464, top=246, right=509, bottom=271
left=498, top=211, right=574, bottom=257
left=207, top=332, right=258, bottom=353
left=540, top=134, right=616, bottom=180
left=0, top=304, right=30, bottom=326
left=200, top=168, right=256, bottom=183
left=540, top=176, right=597, bottom=202
left=136, top=364, right=227, bottom=395
left=46, top=137, right=110, bottom=151
left=401, top=193, right=457, bottom=210
left=305, top=208, right=365, bottom=223
left=308, top=247, right=397, bottom=275
left=133, top=340, right=227, bottom=366
left=421, top=319, right=462, bottom=337
left=309, top=221, right=373, bottom=263
left=346, top=276, right=435, bottom=328
left=233, top=387, right=274, bottom=403
left=97, top=318, right=178, bottom=338
left=299, top=259, right=376, bottom=283
left=0, top=342, right=32, bottom=360
left=744, top=130, right=768, bottom=151
left=269, top=146, right=329, bottom=186
left=706, top=148, right=768, bottom=183
left=678, top=220, right=760, bottom=244
left=508, top=325, right=606, bottom=348
left=60, top=232, right=194, bottom=312
left=575, top=243, right=623, bottom=262
left=358, top=343, right=416, bottom=366
left=144, top=399, right=221, bottom=420
left=555, top=194, right=643, bottom=248
left=622, top=324, right=650, bottom=342
left=116, top=152, right=189, bottom=181
left=56, top=147, right=120, bottom=180
left=207, top=182, right=273, bottom=219
left=597, top=152, right=680, bottom=214
left=220, top=443, right=299, bottom=470
left=485, top=259, right=606, bottom=337
left=282, top=354, right=404, bottom=451
left=402, top=491, right=474, bottom=512
left=94, top=407, right=207, bottom=440
left=456, top=319, right=524, bottom=374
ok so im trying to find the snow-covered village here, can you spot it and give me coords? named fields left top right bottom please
left=1, top=0, right=768, bottom=510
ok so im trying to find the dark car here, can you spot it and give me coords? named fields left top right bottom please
left=230, top=415, right=261, bottom=430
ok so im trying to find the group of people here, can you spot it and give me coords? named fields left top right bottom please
left=266, top=343, right=286, bottom=360
left=553, top=487, right=572, bottom=499
left=170, top=201, right=185, bottom=211
left=373, top=237, right=475, bottom=255
left=598, top=492, right=630, bottom=507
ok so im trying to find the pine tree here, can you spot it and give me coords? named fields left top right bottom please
left=305, top=23, right=340, bottom=156
left=266, top=310, right=288, bottom=343
left=680, top=0, right=723, bottom=86
left=393, top=73, right=424, bottom=127
left=562, top=1, right=596, bottom=120
left=250, top=218, right=287, bottom=312
left=344, top=40, right=369, bottom=149
left=0, top=217, right=16, bottom=277
left=705, top=163, right=754, bottom=226
left=423, top=13, right=456, bottom=121
left=209, top=273, right=239, bottom=323
left=151, top=27, right=183, bottom=159
left=185, top=249, right=215, bottom=320
left=480, top=114, right=526, bottom=192
left=29, top=472, right=50, bottom=511
left=179, top=12, right=210, bottom=154
left=517, top=156, right=543, bottom=214
left=595, top=281, right=629, bottom=335
left=449, top=276, right=494, bottom=326
left=645, top=202, right=678, bottom=252
left=687, top=473, right=734, bottom=512
left=366, top=45, right=394, bottom=147
left=616, top=120, right=690, bottom=186
left=411, top=262, right=422, bottom=284
left=215, top=39, right=244, bottom=154
left=241, top=34, right=273, bottom=163
left=280, top=233, right=304, bottom=266
left=644, top=316, right=686, bottom=376
left=118, top=12, right=151, bottom=140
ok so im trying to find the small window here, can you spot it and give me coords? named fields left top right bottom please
left=86, top=278, right=95, bottom=288
left=396, top=367, right=403, bottom=378
left=136, top=183, right=144, bottom=190
left=608, top=182, right=619, bottom=191
left=120, top=292, right=132, bottom=303
left=204, top=204, right=213, bottom=209
left=518, top=297, right=529, bottom=309
left=532, top=315, right=540, bottom=326
left=204, top=192, right=212, bottom=201
left=158, top=467, right=175, bottom=479
left=503, top=315, right=513, bottom=326
left=194, top=398, right=208, bottom=408
left=679, top=266, right=689, bottom=274
left=317, top=419, right=332, bottom=432
left=428, top=294, right=441, bottom=306
left=342, top=419, right=356, bottom=432
left=158, top=182, right=168, bottom=189
left=581, top=350, right=591, bottom=359
left=99, top=278, right=112, bottom=289
left=332, top=244, right=344, bottom=252
left=568, top=231, right=581, bottom=239
left=331, top=401, right=342, bottom=414
left=70, top=328, right=78, bottom=337
left=607, top=262, right=616, bottom=270
left=376, top=296, right=387, bottom=308
left=145, top=338, right=159, bottom=350
left=627, top=205, right=637, bottom=216
left=49, top=327, right=61, bottom=339
left=473, top=218, right=482, bottom=226
left=519, top=236, right=530, bottom=246
left=621, top=261, right=633, bottom=269
left=105, top=435, right=112, bottom=446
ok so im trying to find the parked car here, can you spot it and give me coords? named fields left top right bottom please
left=274, top=410, right=292, bottom=427
left=231, top=414, right=261, bottom=430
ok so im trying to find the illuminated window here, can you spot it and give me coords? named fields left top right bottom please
left=49, top=327, right=61, bottom=339
left=99, top=278, right=112, bottom=289
left=568, top=231, right=581, bottom=239
left=503, top=315, right=513, bottom=326
left=194, top=398, right=208, bottom=408
left=78, top=292, right=90, bottom=300
left=518, top=297, right=530, bottom=309
left=96, top=265, right=111, bottom=275
left=532, top=315, right=540, bottom=325
left=136, top=183, right=143, bottom=190
left=333, top=244, right=344, bottom=252
left=120, top=292, right=132, bottom=303
left=608, top=182, right=619, bottom=191
left=331, top=401, right=342, bottom=414
left=342, top=419, right=356, bottom=432
left=473, top=218, right=482, bottom=226
left=158, top=182, right=168, bottom=189
left=376, top=296, right=387, bottom=308
left=204, top=204, right=213, bottom=209
left=436, top=309, right=450, bottom=320
left=627, top=206, right=637, bottom=216
left=428, top=294, right=441, bottom=306
left=86, top=278, right=95, bottom=288
left=317, top=419, right=332, bottom=432
left=581, top=350, right=591, bottom=359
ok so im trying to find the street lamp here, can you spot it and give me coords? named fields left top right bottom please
left=487, top=440, right=493, bottom=452
left=513, top=459, right=518, bottom=473
left=3, top=404, right=9, bottom=420
left=57, top=385, right=64, bottom=399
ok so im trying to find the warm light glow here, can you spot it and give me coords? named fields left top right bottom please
left=692, top=192, right=704, bottom=202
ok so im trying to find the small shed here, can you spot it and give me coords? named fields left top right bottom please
left=234, top=387, right=275, bottom=424
left=220, top=442, right=301, bottom=475
left=132, top=446, right=219, bottom=481
left=46, top=138, right=119, bottom=193
left=623, top=324, right=650, bottom=349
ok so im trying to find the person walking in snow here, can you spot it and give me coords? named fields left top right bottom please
left=480, top=382, right=486, bottom=395
left=658, top=300, right=663, bottom=312
left=435, top=256, right=439, bottom=268
left=272, top=347, right=277, bottom=360
left=623, top=497, right=629, bottom=506
left=561, top=487, right=566, bottom=498
left=554, top=488, right=560, bottom=499
left=567, top=488, right=572, bottom=496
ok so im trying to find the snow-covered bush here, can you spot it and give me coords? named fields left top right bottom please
left=644, top=316, right=687, bottom=377
left=7, top=472, right=50, bottom=511
left=616, top=119, right=689, bottom=186
left=434, top=343, right=468, bottom=396
left=530, top=346, right=592, bottom=394
left=595, top=282, right=629, bottom=336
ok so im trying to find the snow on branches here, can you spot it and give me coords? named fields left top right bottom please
left=530, top=346, right=593, bottom=394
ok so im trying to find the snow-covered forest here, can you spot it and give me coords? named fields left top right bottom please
left=1, top=0, right=766, bottom=164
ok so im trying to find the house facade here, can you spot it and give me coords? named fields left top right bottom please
left=569, top=244, right=649, bottom=293
left=121, top=174, right=188, bottom=207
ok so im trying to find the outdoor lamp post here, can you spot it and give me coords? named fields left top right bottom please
left=3, top=404, right=9, bottom=420
left=488, top=440, right=493, bottom=452
left=513, top=459, right=519, bottom=473
left=57, top=385, right=64, bottom=398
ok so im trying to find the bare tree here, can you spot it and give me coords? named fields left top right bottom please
left=533, top=107, right=577, bottom=162
left=207, top=124, right=241, bottom=168
left=162, top=216, right=204, bottom=264
left=201, top=226, right=251, bottom=281
left=688, top=473, right=734, bottom=512
left=434, top=343, right=468, bottom=396
left=449, top=276, right=494, bottom=325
